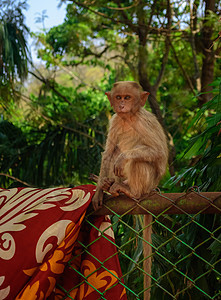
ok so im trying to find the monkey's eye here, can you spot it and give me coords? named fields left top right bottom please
left=116, top=95, right=121, bottom=100
left=125, top=95, right=131, bottom=100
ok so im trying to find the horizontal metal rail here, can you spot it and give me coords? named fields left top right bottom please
left=91, top=190, right=221, bottom=215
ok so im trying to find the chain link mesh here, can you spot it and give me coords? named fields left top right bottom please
left=58, top=190, right=221, bottom=299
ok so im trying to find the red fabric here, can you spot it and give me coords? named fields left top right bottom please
left=0, top=185, right=127, bottom=300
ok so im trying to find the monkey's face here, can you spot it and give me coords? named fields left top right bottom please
left=105, top=82, right=149, bottom=115
left=111, top=85, right=141, bottom=114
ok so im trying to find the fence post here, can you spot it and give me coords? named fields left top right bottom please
left=143, top=214, right=152, bottom=300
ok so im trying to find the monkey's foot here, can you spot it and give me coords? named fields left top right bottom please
left=109, top=182, right=135, bottom=198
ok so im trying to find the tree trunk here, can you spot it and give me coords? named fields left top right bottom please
left=200, top=0, right=216, bottom=106
left=136, top=0, right=175, bottom=176
left=137, top=30, right=166, bottom=130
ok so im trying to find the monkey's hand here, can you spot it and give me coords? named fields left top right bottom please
left=100, top=177, right=115, bottom=192
left=109, top=182, right=135, bottom=198
left=109, top=182, right=121, bottom=197
left=92, top=188, right=104, bottom=211
left=114, top=153, right=128, bottom=178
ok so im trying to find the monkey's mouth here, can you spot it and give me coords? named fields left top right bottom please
left=118, top=105, right=128, bottom=112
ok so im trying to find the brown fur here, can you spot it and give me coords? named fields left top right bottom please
left=92, top=81, right=168, bottom=300
left=92, top=81, right=168, bottom=210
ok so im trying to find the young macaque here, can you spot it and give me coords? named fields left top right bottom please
left=92, top=81, right=168, bottom=211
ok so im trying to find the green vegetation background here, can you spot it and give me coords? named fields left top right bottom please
left=0, top=1, right=220, bottom=299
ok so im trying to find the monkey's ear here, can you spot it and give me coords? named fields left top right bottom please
left=105, top=92, right=112, bottom=106
left=140, top=91, right=150, bottom=106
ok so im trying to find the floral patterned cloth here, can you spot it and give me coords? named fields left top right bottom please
left=0, top=185, right=127, bottom=299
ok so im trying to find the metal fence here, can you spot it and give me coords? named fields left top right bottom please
left=58, top=189, right=221, bottom=300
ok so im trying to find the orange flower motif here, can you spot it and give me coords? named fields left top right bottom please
left=23, top=266, right=38, bottom=276
left=79, top=260, right=119, bottom=299
left=48, top=249, right=65, bottom=274
left=59, top=221, right=82, bottom=255
left=45, top=277, right=56, bottom=299
left=16, top=277, right=56, bottom=300
left=20, top=217, right=89, bottom=299
left=68, top=288, right=78, bottom=299
left=16, top=281, right=42, bottom=300
left=25, top=221, right=80, bottom=276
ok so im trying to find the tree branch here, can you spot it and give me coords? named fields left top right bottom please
left=83, top=45, right=110, bottom=58
left=189, top=0, right=201, bottom=92
left=147, top=0, right=158, bottom=28
left=0, top=173, right=32, bottom=187
left=60, top=124, right=105, bottom=149
left=72, top=0, right=137, bottom=31
left=169, top=40, right=196, bottom=96
left=106, top=1, right=139, bottom=11
left=28, top=71, right=73, bottom=105
left=71, top=0, right=185, bottom=36
left=114, top=0, right=138, bottom=32
left=154, top=0, right=171, bottom=88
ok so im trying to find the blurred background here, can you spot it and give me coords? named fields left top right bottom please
left=0, top=0, right=220, bottom=191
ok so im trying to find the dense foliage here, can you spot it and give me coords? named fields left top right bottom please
left=0, top=0, right=30, bottom=104
left=0, top=1, right=220, bottom=299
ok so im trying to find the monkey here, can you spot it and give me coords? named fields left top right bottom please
left=92, top=81, right=168, bottom=211
left=91, top=81, right=168, bottom=299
